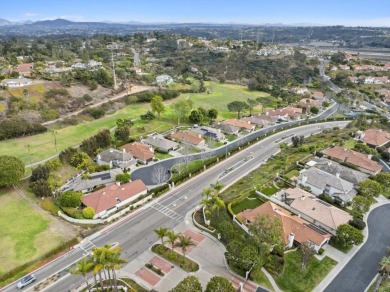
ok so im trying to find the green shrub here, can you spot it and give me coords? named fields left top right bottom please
left=82, top=207, right=96, bottom=219
left=168, top=251, right=177, bottom=261
left=318, top=248, right=325, bottom=255
left=57, top=191, right=82, bottom=208
left=40, top=199, right=61, bottom=216
left=62, top=207, right=84, bottom=219
left=349, top=218, right=366, bottom=230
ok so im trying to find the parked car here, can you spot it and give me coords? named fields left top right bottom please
left=17, top=274, right=36, bottom=289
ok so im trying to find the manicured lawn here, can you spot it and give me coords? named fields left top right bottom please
left=178, top=82, right=270, bottom=119
left=343, top=138, right=356, bottom=149
left=251, top=268, right=274, bottom=291
left=284, top=169, right=300, bottom=180
left=275, top=252, right=337, bottom=292
left=0, top=188, right=69, bottom=276
left=231, top=195, right=265, bottom=214
left=260, top=185, right=280, bottom=196
left=329, top=241, right=353, bottom=254
left=154, top=152, right=173, bottom=160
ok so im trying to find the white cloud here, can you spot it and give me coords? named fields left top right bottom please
left=23, top=12, right=37, bottom=17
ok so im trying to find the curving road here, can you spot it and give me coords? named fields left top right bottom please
left=324, top=204, right=390, bottom=292
left=0, top=120, right=346, bottom=292
left=132, top=103, right=340, bottom=185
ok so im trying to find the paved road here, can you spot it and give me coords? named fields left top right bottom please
left=0, top=121, right=347, bottom=292
left=132, top=103, right=340, bottom=185
left=324, top=204, right=390, bottom=292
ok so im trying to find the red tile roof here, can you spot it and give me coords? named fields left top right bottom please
left=237, top=201, right=330, bottom=246
left=224, top=119, right=255, bottom=130
left=322, top=146, right=382, bottom=173
left=14, top=63, right=33, bottom=73
left=170, top=131, right=204, bottom=145
left=122, top=142, right=154, bottom=162
left=362, top=129, right=390, bottom=147
left=81, top=179, right=148, bottom=213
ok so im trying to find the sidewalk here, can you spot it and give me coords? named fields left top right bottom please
left=119, top=208, right=271, bottom=292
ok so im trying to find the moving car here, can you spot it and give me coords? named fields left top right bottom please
left=17, top=274, right=36, bottom=289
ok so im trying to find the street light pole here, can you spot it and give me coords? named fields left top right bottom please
left=52, top=130, right=58, bottom=152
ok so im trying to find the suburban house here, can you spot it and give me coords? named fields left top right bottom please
left=322, top=146, right=383, bottom=175
left=357, top=129, right=390, bottom=148
left=236, top=201, right=331, bottom=252
left=14, top=63, right=34, bottom=76
left=122, top=142, right=154, bottom=164
left=81, top=179, right=148, bottom=219
left=297, top=98, right=320, bottom=113
left=190, top=126, right=225, bottom=141
left=223, top=119, right=255, bottom=132
left=62, top=169, right=123, bottom=193
left=265, top=106, right=303, bottom=121
left=307, top=157, right=369, bottom=184
left=297, top=167, right=357, bottom=203
left=276, top=188, right=352, bottom=235
left=213, top=122, right=240, bottom=135
left=242, top=114, right=276, bottom=127
left=170, top=130, right=205, bottom=147
left=312, top=91, right=327, bottom=103
left=143, top=134, right=179, bottom=152
left=0, top=78, right=32, bottom=88
left=95, top=148, right=135, bottom=170
left=156, top=74, right=173, bottom=85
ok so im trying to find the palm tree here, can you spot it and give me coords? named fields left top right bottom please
left=375, top=256, right=390, bottom=291
left=69, top=257, right=94, bottom=291
left=210, top=195, right=226, bottom=216
left=107, top=246, right=127, bottom=291
left=165, top=230, right=180, bottom=251
left=175, top=235, right=196, bottom=258
left=91, top=247, right=109, bottom=290
left=154, top=226, right=169, bottom=245
left=202, top=187, right=213, bottom=199
left=210, top=181, right=224, bottom=194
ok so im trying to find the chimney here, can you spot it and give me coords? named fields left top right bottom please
left=116, top=181, right=120, bottom=186
left=287, top=233, right=295, bottom=248
left=301, top=174, right=308, bottom=186
left=328, top=161, right=332, bottom=166
left=336, top=172, right=340, bottom=178
left=301, top=195, right=305, bottom=201
left=368, top=154, right=373, bottom=160
left=123, top=148, right=126, bottom=153
left=96, top=154, right=101, bottom=164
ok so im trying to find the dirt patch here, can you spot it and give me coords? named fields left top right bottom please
left=67, top=84, right=113, bottom=102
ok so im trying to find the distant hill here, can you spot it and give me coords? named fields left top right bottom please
left=31, top=18, right=74, bottom=27
left=0, top=18, right=12, bottom=26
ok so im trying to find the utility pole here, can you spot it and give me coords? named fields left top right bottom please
left=256, top=31, right=259, bottom=51
left=110, top=46, right=117, bottom=90
left=25, top=144, right=33, bottom=168
left=52, top=130, right=58, bottom=152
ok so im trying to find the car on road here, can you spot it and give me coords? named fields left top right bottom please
left=17, top=274, right=36, bottom=289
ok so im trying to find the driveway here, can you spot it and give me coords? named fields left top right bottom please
left=324, top=204, right=390, bottom=292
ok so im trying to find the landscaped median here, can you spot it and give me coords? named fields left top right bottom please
left=151, top=244, right=199, bottom=273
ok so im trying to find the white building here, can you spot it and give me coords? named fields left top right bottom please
left=156, top=74, right=173, bottom=85
left=0, top=78, right=32, bottom=88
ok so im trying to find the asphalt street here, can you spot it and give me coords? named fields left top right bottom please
left=1, top=121, right=347, bottom=292
left=324, top=204, right=390, bottom=292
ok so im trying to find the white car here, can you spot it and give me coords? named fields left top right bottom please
left=17, top=274, right=36, bottom=289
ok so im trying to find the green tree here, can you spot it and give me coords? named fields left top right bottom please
left=172, top=100, right=191, bottom=126
left=299, top=242, right=316, bottom=269
left=70, top=152, right=91, bottom=169
left=165, top=230, right=180, bottom=251
left=227, top=101, right=249, bottom=118
left=358, top=179, right=383, bottom=199
left=246, top=98, right=258, bottom=116
left=336, top=224, right=364, bottom=248
left=58, top=190, right=82, bottom=208
left=82, top=207, right=96, bottom=219
left=310, top=106, right=319, bottom=114
left=114, top=127, right=130, bottom=142
left=69, top=257, right=94, bottom=291
left=154, top=226, right=169, bottom=245
left=31, top=179, right=52, bottom=197
left=0, top=155, right=25, bottom=187
left=208, top=108, right=218, bottom=121
left=150, top=95, right=165, bottom=119
left=175, top=235, right=196, bottom=258
left=249, top=214, right=284, bottom=250
left=171, top=275, right=202, bottom=292
left=374, top=173, right=390, bottom=189
left=189, top=109, right=204, bottom=124
left=30, top=165, right=51, bottom=182
left=115, top=173, right=130, bottom=184
left=205, top=276, right=235, bottom=292
left=199, top=79, right=206, bottom=93
left=116, top=118, right=134, bottom=128
left=351, top=196, right=371, bottom=218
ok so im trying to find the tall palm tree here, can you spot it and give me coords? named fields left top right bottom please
left=175, top=235, right=196, bottom=258
left=375, top=256, right=390, bottom=291
left=69, top=257, right=94, bottom=291
left=165, top=230, right=180, bottom=251
left=211, top=195, right=226, bottom=216
left=202, top=187, right=213, bottom=199
left=91, top=247, right=110, bottom=290
left=210, top=181, right=224, bottom=194
left=107, top=247, right=127, bottom=292
left=154, top=226, right=169, bottom=245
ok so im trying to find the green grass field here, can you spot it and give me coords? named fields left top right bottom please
left=275, top=252, right=337, bottom=292
left=231, top=194, right=266, bottom=214
left=0, top=83, right=268, bottom=165
left=0, top=188, right=69, bottom=275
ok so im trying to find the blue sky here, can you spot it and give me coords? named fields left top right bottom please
left=2, top=0, right=390, bottom=26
